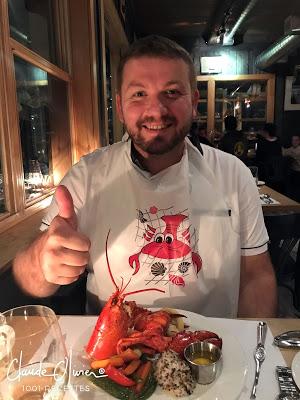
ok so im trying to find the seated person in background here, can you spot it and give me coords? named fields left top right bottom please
left=256, top=123, right=283, bottom=191
left=12, top=35, right=277, bottom=319
left=188, top=122, right=214, bottom=149
left=282, top=134, right=300, bottom=202
left=219, top=115, right=248, bottom=164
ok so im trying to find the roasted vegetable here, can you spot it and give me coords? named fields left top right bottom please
left=91, top=356, right=124, bottom=369
left=87, top=367, right=157, bottom=400
left=122, top=359, right=142, bottom=376
left=106, top=365, right=136, bottom=387
left=135, top=361, right=152, bottom=394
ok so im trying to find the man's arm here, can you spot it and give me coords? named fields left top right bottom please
left=238, top=252, right=277, bottom=318
left=13, top=185, right=90, bottom=298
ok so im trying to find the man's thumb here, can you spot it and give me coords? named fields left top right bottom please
left=55, top=185, right=77, bottom=230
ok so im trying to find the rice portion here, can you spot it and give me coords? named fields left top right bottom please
left=154, top=350, right=196, bottom=397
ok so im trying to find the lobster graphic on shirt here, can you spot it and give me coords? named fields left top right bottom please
left=128, top=213, right=202, bottom=287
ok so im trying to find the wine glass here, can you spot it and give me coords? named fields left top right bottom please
left=0, top=305, right=68, bottom=400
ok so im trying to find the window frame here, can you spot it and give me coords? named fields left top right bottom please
left=0, top=0, right=74, bottom=233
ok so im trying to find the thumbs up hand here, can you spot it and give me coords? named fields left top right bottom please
left=56, top=185, right=78, bottom=229
left=39, top=185, right=91, bottom=286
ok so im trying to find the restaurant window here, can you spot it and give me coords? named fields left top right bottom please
left=15, top=57, right=70, bottom=204
left=0, top=0, right=72, bottom=229
left=8, top=0, right=60, bottom=67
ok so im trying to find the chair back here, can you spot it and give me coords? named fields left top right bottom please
left=264, top=212, right=300, bottom=310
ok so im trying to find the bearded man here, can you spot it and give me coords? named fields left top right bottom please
left=13, top=36, right=277, bottom=318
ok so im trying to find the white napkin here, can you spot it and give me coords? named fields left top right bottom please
left=260, top=195, right=280, bottom=205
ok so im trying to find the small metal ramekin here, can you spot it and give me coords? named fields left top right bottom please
left=184, top=341, right=222, bottom=384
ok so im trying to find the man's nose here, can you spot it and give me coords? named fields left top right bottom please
left=144, top=96, right=168, bottom=118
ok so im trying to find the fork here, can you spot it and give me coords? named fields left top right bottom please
left=250, top=321, right=267, bottom=399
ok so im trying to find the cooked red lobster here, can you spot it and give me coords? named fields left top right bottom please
left=85, top=231, right=168, bottom=360
left=86, top=231, right=222, bottom=360
left=169, top=330, right=222, bottom=356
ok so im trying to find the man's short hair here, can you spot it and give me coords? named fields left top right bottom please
left=224, top=115, right=237, bottom=131
left=117, top=35, right=196, bottom=92
left=263, top=123, right=276, bottom=137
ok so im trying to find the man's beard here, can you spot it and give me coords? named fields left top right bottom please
left=125, top=116, right=193, bottom=155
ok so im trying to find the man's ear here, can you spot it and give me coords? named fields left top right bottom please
left=192, top=89, right=199, bottom=119
left=116, top=93, right=124, bottom=123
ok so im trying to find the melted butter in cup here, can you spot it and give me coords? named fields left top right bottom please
left=184, top=341, right=222, bottom=384
left=193, top=356, right=213, bottom=365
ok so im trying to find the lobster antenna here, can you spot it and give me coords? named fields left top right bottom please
left=105, top=229, right=118, bottom=290
left=124, top=288, right=165, bottom=298
left=120, top=277, right=132, bottom=296
left=119, top=276, right=124, bottom=292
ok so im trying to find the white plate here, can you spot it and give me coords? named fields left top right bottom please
left=71, top=310, right=248, bottom=400
left=292, top=351, right=300, bottom=390
left=257, top=181, right=265, bottom=186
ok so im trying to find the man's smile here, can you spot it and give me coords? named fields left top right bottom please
left=141, top=123, right=173, bottom=131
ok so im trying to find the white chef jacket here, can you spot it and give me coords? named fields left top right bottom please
left=41, top=138, right=268, bottom=318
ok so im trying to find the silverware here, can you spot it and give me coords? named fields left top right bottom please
left=260, top=194, right=274, bottom=204
left=274, top=331, right=300, bottom=349
left=250, top=321, right=267, bottom=399
left=276, top=366, right=300, bottom=399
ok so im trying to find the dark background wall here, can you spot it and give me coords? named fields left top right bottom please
left=183, top=37, right=300, bottom=142
left=189, top=39, right=267, bottom=75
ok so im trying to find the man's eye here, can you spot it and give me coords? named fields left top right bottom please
left=133, top=91, right=145, bottom=98
left=165, top=89, right=180, bottom=97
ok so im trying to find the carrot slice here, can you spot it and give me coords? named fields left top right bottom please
left=118, top=348, right=141, bottom=361
left=135, top=361, right=152, bottom=393
left=122, top=359, right=141, bottom=376
left=91, top=356, right=124, bottom=369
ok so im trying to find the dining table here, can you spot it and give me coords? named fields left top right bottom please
left=259, top=184, right=300, bottom=214
left=57, top=315, right=300, bottom=400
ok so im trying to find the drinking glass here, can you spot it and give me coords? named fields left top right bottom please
left=0, top=305, right=68, bottom=400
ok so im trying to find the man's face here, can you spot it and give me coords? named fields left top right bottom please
left=116, top=57, right=198, bottom=156
left=291, top=136, right=300, bottom=148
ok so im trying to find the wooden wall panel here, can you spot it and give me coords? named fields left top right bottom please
left=68, top=0, right=100, bottom=162
left=103, top=0, right=129, bottom=143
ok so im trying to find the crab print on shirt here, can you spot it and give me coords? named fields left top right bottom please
left=128, top=206, right=202, bottom=287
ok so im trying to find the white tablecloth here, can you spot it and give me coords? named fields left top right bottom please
left=59, top=316, right=287, bottom=400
